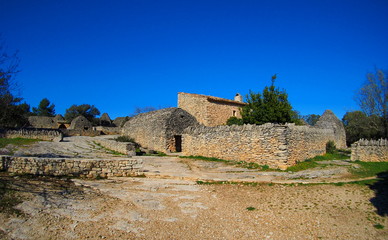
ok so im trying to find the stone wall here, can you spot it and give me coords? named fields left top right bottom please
left=351, top=139, right=388, bottom=162
left=0, top=128, right=63, bottom=141
left=0, top=155, right=143, bottom=178
left=182, top=123, right=336, bottom=169
left=122, top=108, right=198, bottom=153
left=61, top=129, right=101, bottom=137
left=178, top=92, right=246, bottom=126
left=93, top=137, right=136, bottom=155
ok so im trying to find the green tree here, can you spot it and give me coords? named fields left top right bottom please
left=32, top=98, right=55, bottom=117
left=240, top=75, right=293, bottom=125
left=0, top=38, right=29, bottom=127
left=303, top=114, right=321, bottom=126
left=355, top=69, right=388, bottom=137
left=342, top=111, right=385, bottom=145
left=64, top=104, right=100, bottom=122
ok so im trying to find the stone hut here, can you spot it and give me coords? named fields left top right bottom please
left=113, top=117, right=130, bottom=128
left=178, top=92, right=247, bottom=127
left=121, top=108, right=198, bottom=153
left=53, top=114, right=69, bottom=129
left=100, top=113, right=112, bottom=126
left=315, top=110, right=347, bottom=148
left=28, top=116, right=57, bottom=129
left=69, top=116, right=92, bottom=130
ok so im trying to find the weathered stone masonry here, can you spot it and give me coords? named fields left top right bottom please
left=178, top=92, right=246, bottom=127
left=0, top=155, right=143, bottom=178
left=351, top=139, right=388, bottom=162
left=182, top=123, right=338, bottom=169
left=0, top=128, right=63, bottom=141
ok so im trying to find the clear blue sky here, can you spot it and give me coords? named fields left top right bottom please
left=1, top=0, right=387, bottom=119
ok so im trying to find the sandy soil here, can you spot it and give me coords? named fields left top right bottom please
left=0, top=173, right=387, bottom=240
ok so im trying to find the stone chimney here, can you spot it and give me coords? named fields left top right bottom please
left=234, top=93, right=243, bottom=102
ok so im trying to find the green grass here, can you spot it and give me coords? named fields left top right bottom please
left=246, top=207, right=256, bottom=211
left=373, top=224, right=384, bottom=229
left=350, top=161, right=388, bottom=178
left=286, top=152, right=350, bottom=172
left=180, top=155, right=273, bottom=171
left=0, top=137, right=40, bottom=148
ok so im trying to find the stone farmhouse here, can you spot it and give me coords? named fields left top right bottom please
left=178, top=92, right=246, bottom=126
left=120, top=93, right=347, bottom=169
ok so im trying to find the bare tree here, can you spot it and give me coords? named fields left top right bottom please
left=356, top=69, right=388, bottom=137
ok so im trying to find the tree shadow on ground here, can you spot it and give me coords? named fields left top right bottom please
left=369, top=171, right=388, bottom=216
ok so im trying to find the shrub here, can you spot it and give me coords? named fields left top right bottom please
left=226, top=117, right=243, bottom=126
left=326, top=140, right=336, bottom=154
left=115, top=136, right=135, bottom=143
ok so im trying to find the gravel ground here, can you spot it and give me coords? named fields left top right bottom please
left=0, top=174, right=387, bottom=240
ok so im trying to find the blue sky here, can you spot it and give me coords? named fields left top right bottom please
left=1, top=0, right=387, bottom=119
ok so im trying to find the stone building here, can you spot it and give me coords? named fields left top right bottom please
left=113, top=117, right=130, bottom=128
left=121, top=108, right=198, bottom=153
left=178, top=92, right=246, bottom=126
left=181, top=110, right=347, bottom=169
left=314, top=110, right=347, bottom=149
left=100, top=113, right=112, bottom=126
left=69, top=116, right=92, bottom=130
left=28, top=115, right=69, bottom=129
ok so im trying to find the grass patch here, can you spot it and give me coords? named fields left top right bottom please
left=114, top=136, right=136, bottom=143
left=93, top=141, right=125, bottom=156
left=286, top=152, right=350, bottom=172
left=350, top=161, right=388, bottom=178
left=181, top=156, right=274, bottom=171
left=246, top=206, right=256, bottom=211
left=0, top=137, right=40, bottom=148
left=286, top=159, right=318, bottom=172
left=373, top=224, right=384, bottom=229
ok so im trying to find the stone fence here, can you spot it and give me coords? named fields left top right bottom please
left=0, top=155, right=143, bottom=178
left=0, top=128, right=63, bottom=141
left=182, top=123, right=336, bottom=170
left=351, top=139, right=388, bottom=162
left=93, top=137, right=137, bottom=156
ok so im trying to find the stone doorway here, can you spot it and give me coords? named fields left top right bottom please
left=174, top=135, right=182, bottom=152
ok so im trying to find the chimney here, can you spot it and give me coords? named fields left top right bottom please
left=234, top=93, right=243, bottom=102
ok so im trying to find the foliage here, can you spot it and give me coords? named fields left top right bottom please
left=0, top=38, right=29, bottom=127
left=303, top=114, right=321, bottom=126
left=290, top=110, right=305, bottom=125
left=342, top=111, right=385, bottom=145
left=32, top=98, right=55, bottom=117
left=115, top=136, right=136, bottom=143
left=226, top=116, right=243, bottom=126
left=355, top=69, right=388, bottom=137
left=240, top=76, right=293, bottom=125
left=130, top=106, right=157, bottom=117
left=326, top=140, right=336, bottom=154
left=64, top=104, right=100, bottom=122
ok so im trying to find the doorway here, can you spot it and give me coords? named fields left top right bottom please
left=174, top=135, right=182, bottom=152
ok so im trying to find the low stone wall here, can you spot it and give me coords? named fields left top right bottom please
left=93, top=137, right=136, bottom=155
left=182, top=123, right=336, bottom=169
left=351, top=139, right=388, bottom=162
left=95, top=126, right=121, bottom=135
left=0, top=155, right=143, bottom=178
left=0, top=128, right=63, bottom=141
left=61, top=129, right=101, bottom=137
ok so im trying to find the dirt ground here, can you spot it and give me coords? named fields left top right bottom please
left=0, top=173, right=387, bottom=240
left=0, top=137, right=387, bottom=239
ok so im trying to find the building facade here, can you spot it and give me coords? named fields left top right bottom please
left=178, top=92, right=246, bottom=126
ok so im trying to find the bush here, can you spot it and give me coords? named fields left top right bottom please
left=115, top=136, right=135, bottom=143
left=326, top=141, right=337, bottom=154
left=226, top=117, right=243, bottom=126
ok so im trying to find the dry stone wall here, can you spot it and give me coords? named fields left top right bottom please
left=93, top=137, right=136, bottom=155
left=351, top=139, right=388, bottom=162
left=0, top=128, right=63, bottom=141
left=182, top=123, right=336, bottom=169
left=0, top=155, right=143, bottom=178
